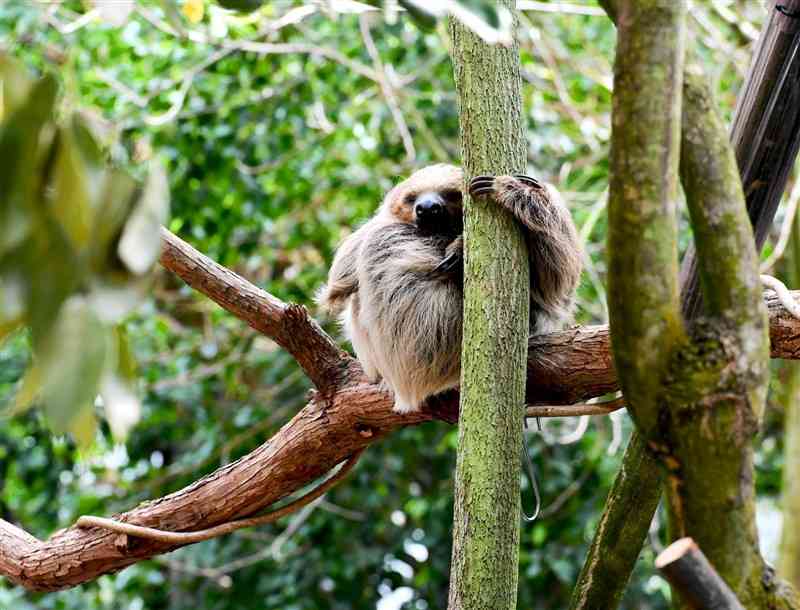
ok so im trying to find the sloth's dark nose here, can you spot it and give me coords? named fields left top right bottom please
left=415, top=193, right=445, bottom=220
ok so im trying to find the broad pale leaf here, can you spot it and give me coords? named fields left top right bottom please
left=38, top=296, right=108, bottom=436
left=117, top=164, right=169, bottom=275
left=86, top=275, right=151, bottom=323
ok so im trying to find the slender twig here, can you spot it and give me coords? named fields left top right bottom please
left=762, top=175, right=800, bottom=272
left=359, top=15, right=416, bottom=162
left=762, top=274, right=800, bottom=320
left=526, top=396, right=625, bottom=419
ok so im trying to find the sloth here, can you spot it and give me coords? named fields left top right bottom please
left=318, top=164, right=581, bottom=413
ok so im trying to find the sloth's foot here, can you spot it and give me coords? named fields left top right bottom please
left=468, top=174, right=545, bottom=200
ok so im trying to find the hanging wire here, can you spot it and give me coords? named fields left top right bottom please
left=521, top=416, right=542, bottom=522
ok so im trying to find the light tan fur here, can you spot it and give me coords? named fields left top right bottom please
left=318, top=164, right=581, bottom=413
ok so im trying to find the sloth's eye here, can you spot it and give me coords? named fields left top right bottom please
left=441, top=189, right=462, bottom=203
left=404, top=193, right=416, bottom=205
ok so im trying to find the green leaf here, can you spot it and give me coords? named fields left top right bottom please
left=0, top=271, right=24, bottom=322
left=37, top=296, right=108, bottom=436
left=67, top=405, right=97, bottom=448
left=0, top=75, right=59, bottom=257
left=49, top=126, right=93, bottom=251
left=398, top=0, right=437, bottom=29
left=23, top=218, right=81, bottom=343
left=117, top=163, right=169, bottom=275
left=90, top=168, right=139, bottom=275
left=0, top=54, right=33, bottom=119
left=0, top=318, right=20, bottom=346
left=112, top=324, right=137, bottom=381
left=11, top=361, right=42, bottom=414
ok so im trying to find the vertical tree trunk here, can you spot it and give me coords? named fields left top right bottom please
left=575, top=4, right=800, bottom=607
left=605, top=1, right=795, bottom=606
left=447, top=6, right=529, bottom=610
left=780, top=213, right=800, bottom=588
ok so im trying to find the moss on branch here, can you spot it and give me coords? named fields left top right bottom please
left=606, top=0, right=687, bottom=434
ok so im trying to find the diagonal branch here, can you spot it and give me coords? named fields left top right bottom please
left=159, top=228, right=348, bottom=392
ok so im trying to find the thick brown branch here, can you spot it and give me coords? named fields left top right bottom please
left=0, top=381, right=431, bottom=591
left=159, top=228, right=349, bottom=392
left=5, top=234, right=800, bottom=592
left=75, top=450, right=363, bottom=544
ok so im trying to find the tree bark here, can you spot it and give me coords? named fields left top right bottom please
left=780, top=213, right=800, bottom=589
left=447, top=6, right=529, bottom=609
left=656, top=538, right=745, bottom=610
left=568, top=432, right=662, bottom=610
left=578, top=3, right=800, bottom=607
left=607, top=0, right=687, bottom=434
left=606, top=1, right=797, bottom=607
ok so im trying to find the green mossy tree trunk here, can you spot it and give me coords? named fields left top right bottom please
left=573, top=3, right=800, bottom=608
left=605, top=1, right=796, bottom=608
left=446, top=5, right=529, bottom=610
left=780, top=213, right=800, bottom=589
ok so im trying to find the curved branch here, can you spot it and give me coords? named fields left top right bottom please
left=4, top=232, right=800, bottom=592
left=0, top=381, right=431, bottom=592
left=75, top=450, right=363, bottom=544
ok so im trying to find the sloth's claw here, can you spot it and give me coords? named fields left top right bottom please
left=513, top=174, right=543, bottom=189
left=433, top=252, right=462, bottom=278
left=469, top=175, right=496, bottom=199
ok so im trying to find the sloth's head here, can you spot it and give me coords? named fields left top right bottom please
left=381, top=164, right=464, bottom=236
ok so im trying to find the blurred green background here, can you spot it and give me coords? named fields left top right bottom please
left=0, top=1, right=785, bottom=609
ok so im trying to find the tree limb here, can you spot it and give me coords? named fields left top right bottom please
left=568, top=432, right=662, bottom=610
left=159, top=228, right=348, bottom=393
left=605, top=0, right=687, bottom=434
left=656, top=538, right=745, bottom=610
left=4, top=231, right=800, bottom=591
left=75, top=450, right=363, bottom=544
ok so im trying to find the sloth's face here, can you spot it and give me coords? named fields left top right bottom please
left=409, top=189, right=463, bottom=236
left=383, top=164, right=465, bottom=236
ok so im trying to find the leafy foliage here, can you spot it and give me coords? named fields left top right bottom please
left=0, top=54, right=168, bottom=442
left=0, top=1, right=782, bottom=609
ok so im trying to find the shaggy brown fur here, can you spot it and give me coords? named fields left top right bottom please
left=318, top=164, right=581, bottom=413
